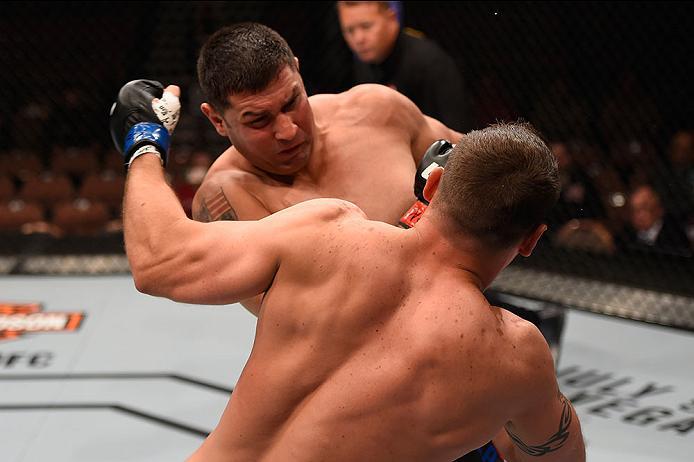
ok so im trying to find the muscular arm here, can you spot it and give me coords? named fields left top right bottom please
left=190, top=171, right=271, bottom=315
left=124, top=154, right=280, bottom=305
left=493, top=327, right=585, bottom=462
left=386, top=88, right=463, bottom=164
left=412, top=114, right=463, bottom=165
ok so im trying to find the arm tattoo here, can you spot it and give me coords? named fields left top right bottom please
left=194, top=201, right=212, bottom=222
left=505, top=393, right=572, bottom=456
left=196, top=188, right=238, bottom=222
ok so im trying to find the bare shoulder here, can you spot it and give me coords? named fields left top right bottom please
left=497, top=308, right=555, bottom=377
left=310, top=85, right=398, bottom=121
left=321, top=84, right=408, bottom=113
left=270, top=198, right=368, bottom=225
left=192, top=162, right=268, bottom=222
left=323, top=84, right=417, bottom=133
left=194, top=166, right=259, bottom=209
left=199, top=166, right=258, bottom=192
left=343, top=83, right=409, bottom=109
left=496, top=307, right=558, bottom=400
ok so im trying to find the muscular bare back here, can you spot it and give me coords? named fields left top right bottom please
left=193, top=85, right=459, bottom=225
left=187, top=202, right=557, bottom=462
left=123, top=94, right=584, bottom=460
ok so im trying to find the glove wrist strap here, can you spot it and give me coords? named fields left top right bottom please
left=124, top=122, right=170, bottom=160
left=129, top=145, right=163, bottom=166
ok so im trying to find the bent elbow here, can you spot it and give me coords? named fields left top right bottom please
left=130, top=264, right=156, bottom=295
left=128, top=250, right=163, bottom=296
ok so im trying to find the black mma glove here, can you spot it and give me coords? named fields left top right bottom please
left=109, top=79, right=180, bottom=167
left=399, top=140, right=454, bottom=228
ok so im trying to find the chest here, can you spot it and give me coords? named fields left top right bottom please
left=259, top=134, right=418, bottom=224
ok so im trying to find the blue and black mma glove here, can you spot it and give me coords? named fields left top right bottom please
left=109, top=79, right=180, bottom=168
left=399, top=139, right=454, bottom=228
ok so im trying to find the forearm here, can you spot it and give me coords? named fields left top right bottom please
left=424, top=114, right=462, bottom=141
left=124, top=153, right=190, bottom=292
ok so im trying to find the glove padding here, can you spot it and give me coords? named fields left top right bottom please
left=109, top=79, right=180, bottom=167
left=414, top=139, right=454, bottom=203
left=400, top=139, right=454, bottom=228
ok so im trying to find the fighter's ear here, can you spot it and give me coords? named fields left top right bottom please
left=518, top=224, right=547, bottom=257
left=201, top=103, right=228, bottom=137
left=423, top=167, right=444, bottom=203
left=294, top=57, right=300, bottom=71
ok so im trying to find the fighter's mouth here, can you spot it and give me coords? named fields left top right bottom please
left=278, top=141, right=305, bottom=156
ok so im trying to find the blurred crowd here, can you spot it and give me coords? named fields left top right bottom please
left=546, top=131, right=694, bottom=258
left=1, top=86, right=691, bottom=260
left=0, top=87, right=214, bottom=238
left=1, top=2, right=692, bottom=261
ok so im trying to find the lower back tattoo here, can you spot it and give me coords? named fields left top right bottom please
left=505, top=393, right=572, bottom=456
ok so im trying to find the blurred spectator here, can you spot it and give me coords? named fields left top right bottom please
left=336, top=1, right=466, bottom=131
left=546, top=141, right=605, bottom=233
left=590, top=165, right=630, bottom=237
left=621, top=184, right=691, bottom=256
left=554, top=219, right=616, bottom=255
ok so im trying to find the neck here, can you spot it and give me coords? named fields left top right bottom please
left=409, top=212, right=517, bottom=291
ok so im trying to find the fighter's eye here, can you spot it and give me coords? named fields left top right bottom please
left=249, top=117, right=269, bottom=128
left=282, top=96, right=298, bottom=113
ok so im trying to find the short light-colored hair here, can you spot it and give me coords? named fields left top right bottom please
left=432, top=122, right=560, bottom=247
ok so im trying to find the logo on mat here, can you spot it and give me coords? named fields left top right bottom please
left=0, top=303, right=85, bottom=341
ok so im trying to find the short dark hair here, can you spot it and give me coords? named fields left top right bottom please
left=197, top=22, right=297, bottom=111
left=432, top=122, right=560, bottom=247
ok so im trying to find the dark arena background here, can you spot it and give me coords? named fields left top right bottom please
left=1, top=2, right=693, bottom=461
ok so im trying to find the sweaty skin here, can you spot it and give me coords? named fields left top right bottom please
left=125, top=157, right=585, bottom=462
left=193, top=66, right=462, bottom=227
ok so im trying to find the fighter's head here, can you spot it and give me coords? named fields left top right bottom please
left=197, top=23, right=314, bottom=176
left=427, top=122, right=560, bottom=251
